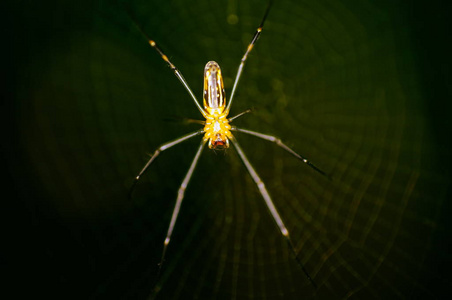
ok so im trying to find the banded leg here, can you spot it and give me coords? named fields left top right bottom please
left=226, top=0, right=273, bottom=112
left=231, top=126, right=330, bottom=179
left=230, top=136, right=317, bottom=287
left=157, top=139, right=206, bottom=277
left=125, top=10, right=207, bottom=117
left=129, top=129, right=204, bottom=198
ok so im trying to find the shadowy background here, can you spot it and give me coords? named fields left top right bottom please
left=3, top=0, right=451, bottom=299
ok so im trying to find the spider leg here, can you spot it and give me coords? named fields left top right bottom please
left=228, top=108, right=253, bottom=123
left=181, top=118, right=206, bottom=125
left=231, top=126, right=331, bottom=179
left=230, top=135, right=317, bottom=288
left=125, top=9, right=207, bottom=117
left=163, top=116, right=206, bottom=126
left=129, top=129, right=204, bottom=199
left=157, top=139, right=206, bottom=277
left=226, top=1, right=272, bottom=112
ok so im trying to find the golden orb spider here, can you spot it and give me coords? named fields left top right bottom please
left=127, top=1, right=328, bottom=288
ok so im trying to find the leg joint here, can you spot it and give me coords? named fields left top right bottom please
left=178, top=184, right=187, bottom=194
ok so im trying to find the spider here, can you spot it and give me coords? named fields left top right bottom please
left=127, top=0, right=328, bottom=288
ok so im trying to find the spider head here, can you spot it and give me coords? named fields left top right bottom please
left=208, top=133, right=229, bottom=149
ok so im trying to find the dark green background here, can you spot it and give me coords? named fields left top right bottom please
left=4, top=0, right=451, bottom=299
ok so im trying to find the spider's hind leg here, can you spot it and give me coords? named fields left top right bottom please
left=229, top=135, right=317, bottom=288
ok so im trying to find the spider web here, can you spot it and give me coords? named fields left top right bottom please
left=6, top=0, right=450, bottom=299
